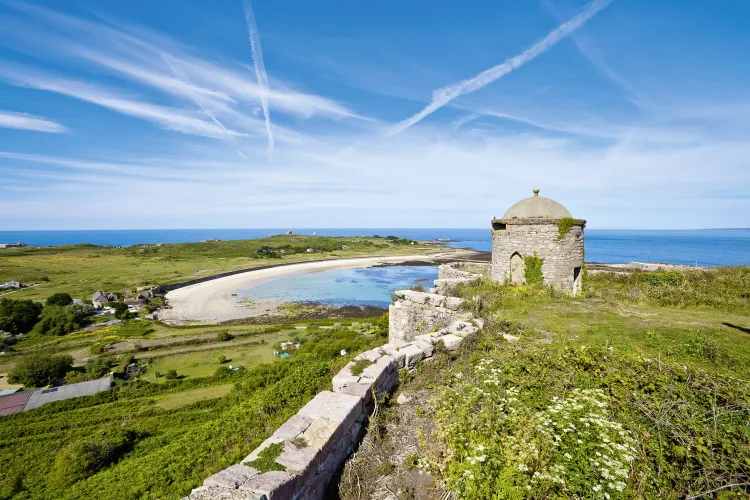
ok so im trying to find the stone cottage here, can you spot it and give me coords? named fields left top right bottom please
left=491, top=189, right=586, bottom=295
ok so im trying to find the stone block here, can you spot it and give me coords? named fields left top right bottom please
left=297, top=391, right=362, bottom=451
left=203, top=465, right=259, bottom=489
left=400, top=344, right=426, bottom=368
left=331, top=371, right=360, bottom=392
left=379, top=344, right=406, bottom=367
left=354, top=348, right=383, bottom=362
left=275, top=442, right=319, bottom=473
left=415, top=333, right=441, bottom=344
left=358, top=355, right=397, bottom=392
left=242, top=437, right=284, bottom=464
left=338, top=382, right=371, bottom=406
left=188, top=485, right=265, bottom=499
left=272, top=413, right=313, bottom=440
left=300, top=417, right=346, bottom=454
left=412, top=339, right=434, bottom=357
left=441, top=334, right=463, bottom=351
left=240, top=471, right=298, bottom=499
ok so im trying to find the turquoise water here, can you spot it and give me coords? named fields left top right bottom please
left=239, top=265, right=438, bottom=308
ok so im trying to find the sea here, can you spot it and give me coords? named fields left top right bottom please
left=0, top=228, right=748, bottom=267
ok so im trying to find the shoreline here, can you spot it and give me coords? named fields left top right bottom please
left=159, top=250, right=479, bottom=325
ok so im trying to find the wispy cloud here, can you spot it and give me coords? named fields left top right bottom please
left=0, top=110, right=69, bottom=133
left=0, top=65, right=250, bottom=139
left=243, top=0, right=274, bottom=161
left=386, top=0, right=614, bottom=137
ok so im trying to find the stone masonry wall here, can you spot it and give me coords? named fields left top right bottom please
left=184, top=285, right=482, bottom=500
left=437, top=262, right=491, bottom=280
left=491, top=219, right=585, bottom=294
left=388, top=290, right=465, bottom=344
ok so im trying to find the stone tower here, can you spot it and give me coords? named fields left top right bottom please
left=491, top=189, right=586, bottom=295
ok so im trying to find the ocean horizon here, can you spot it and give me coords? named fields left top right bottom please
left=1, top=228, right=749, bottom=267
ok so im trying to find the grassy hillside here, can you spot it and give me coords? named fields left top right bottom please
left=0, top=318, right=388, bottom=499
left=340, top=267, right=750, bottom=499
left=0, top=235, right=445, bottom=300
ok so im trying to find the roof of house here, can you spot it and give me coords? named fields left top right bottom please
left=92, top=291, right=108, bottom=302
left=502, top=188, right=572, bottom=219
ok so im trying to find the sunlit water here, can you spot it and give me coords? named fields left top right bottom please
left=238, top=265, right=438, bottom=308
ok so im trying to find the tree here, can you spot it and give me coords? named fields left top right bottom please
left=164, top=369, right=178, bottom=380
left=114, top=302, right=129, bottom=319
left=218, top=354, right=227, bottom=364
left=0, top=298, right=42, bottom=335
left=46, top=293, right=73, bottom=307
left=216, top=330, right=234, bottom=342
left=32, top=306, right=81, bottom=336
left=8, top=353, right=73, bottom=387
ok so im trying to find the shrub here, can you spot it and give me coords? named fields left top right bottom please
left=46, top=293, right=74, bottom=307
left=556, top=217, right=576, bottom=240
left=113, top=302, right=129, bottom=319
left=8, top=353, right=73, bottom=387
left=409, top=284, right=425, bottom=292
left=32, top=305, right=82, bottom=336
left=216, top=331, right=234, bottom=342
left=47, top=430, right=133, bottom=486
left=218, top=354, right=227, bottom=364
left=0, top=298, right=42, bottom=335
left=524, top=252, right=544, bottom=285
left=164, top=369, right=178, bottom=380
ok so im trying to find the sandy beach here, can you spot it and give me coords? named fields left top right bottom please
left=159, top=252, right=470, bottom=324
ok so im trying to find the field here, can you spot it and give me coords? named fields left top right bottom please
left=0, top=318, right=389, bottom=499
left=0, top=234, right=449, bottom=300
left=339, top=267, right=750, bottom=499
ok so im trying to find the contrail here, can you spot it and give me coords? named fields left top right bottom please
left=161, top=54, right=248, bottom=159
left=386, top=0, right=613, bottom=137
left=243, top=0, right=274, bottom=161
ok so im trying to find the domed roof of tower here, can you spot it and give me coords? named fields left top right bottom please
left=502, top=188, right=572, bottom=219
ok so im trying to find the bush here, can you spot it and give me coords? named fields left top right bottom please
left=113, top=302, right=129, bottom=319
left=524, top=252, right=544, bottom=285
left=32, top=305, right=82, bottom=336
left=0, top=298, right=42, bottom=335
left=46, top=293, right=73, bottom=307
left=164, top=369, right=178, bottom=380
left=216, top=330, right=234, bottom=342
left=47, top=430, right=133, bottom=486
left=8, top=353, right=73, bottom=387
left=218, top=354, right=227, bottom=364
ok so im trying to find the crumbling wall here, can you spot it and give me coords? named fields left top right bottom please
left=437, top=261, right=490, bottom=280
left=184, top=291, right=483, bottom=500
left=388, top=290, right=465, bottom=344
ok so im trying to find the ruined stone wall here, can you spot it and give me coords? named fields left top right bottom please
left=185, top=290, right=482, bottom=500
left=388, top=290, right=465, bottom=344
left=491, top=219, right=585, bottom=294
left=437, top=262, right=491, bottom=280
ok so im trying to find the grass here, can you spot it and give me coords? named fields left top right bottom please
left=340, top=267, right=750, bottom=499
left=0, top=235, right=448, bottom=301
left=143, top=344, right=277, bottom=381
left=153, top=384, right=234, bottom=409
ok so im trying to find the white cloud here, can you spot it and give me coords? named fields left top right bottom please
left=243, top=0, right=274, bottom=161
left=386, top=0, right=614, bottom=136
left=0, top=110, right=69, bottom=133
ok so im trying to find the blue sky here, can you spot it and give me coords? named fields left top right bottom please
left=0, top=0, right=748, bottom=230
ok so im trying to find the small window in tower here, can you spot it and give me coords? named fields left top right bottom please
left=492, top=222, right=507, bottom=231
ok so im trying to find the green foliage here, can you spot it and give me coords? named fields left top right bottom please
left=244, top=442, right=286, bottom=473
left=585, top=266, right=750, bottom=312
left=164, top=369, right=178, bottom=380
left=376, top=461, right=395, bottom=475
left=47, top=430, right=134, bottom=487
left=556, top=217, right=576, bottom=240
left=218, top=354, right=227, bottom=364
left=46, top=293, right=73, bottom=307
left=8, top=353, right=73, bottom=387
left=32, top=305, right=82, bottom=336
left=113, top=302, right=128, bottom=319
left=0, top=298, right=42, bottom=335
left=523, top=252, right=544, bottom=285
left=216, top=330, right=234, bottom=342
left=350, top=358, right=373, bottom=376
left=408, top=284, right=425, bottom=292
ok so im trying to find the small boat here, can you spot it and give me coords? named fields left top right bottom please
left=231, top=293, right=237, bottom=296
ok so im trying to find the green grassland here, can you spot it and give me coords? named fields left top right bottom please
left=0, top=319, right=388, bottom=499
left=0, top=235, right=449, bottom=300
left=339, top=267, right=750, bottom=499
